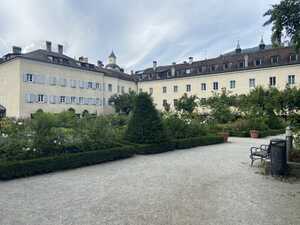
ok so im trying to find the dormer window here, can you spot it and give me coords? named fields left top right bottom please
left=290, top=54, right=298, bottom=62
left=239, top=61, right=244, bottom=68
left=47, top=56, right=53, bottom=62
left=271, top=56, right=279, bottom=64
left=255, top=59, right=262, bottom=66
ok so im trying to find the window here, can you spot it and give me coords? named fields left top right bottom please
left=163, top=86, right=167, bottom=93
left=149, top=88, right=153, bottom=94
left=60, top=96, right=66, bottom=103
left=70, top=96, right=76, bottom=104
left=49, top=77, right=57, bottom=85
left=230, top=80, right=236, bottom=89
left=70, top=80, right=77, bottom=88
left=139, top=88, right=143, bottom=93
left=121, top=86, right=125, bottom=93
left=173, top=99, right=178, bottom=106
left=271, top=56, right=279, bottom=64
left=26, top=73, right=33, bottom=82
left=201, top=83, right=206, bottom=91
left=269, top=76, right=276, bottom=86
left=117, top=85, right=120, bottom=93
left=239, top=61, right=244, bottom=68
left=59, top=78, right=67, bottom=87
left=255, top=59, right=262, bottom=66
left=88, top=82, right=93, bottom=89
left=186, top=84, right=191, bottom=92
left=223, top=63, right=228, bottom=70
left=108, top=84, right=113, bottom=92
left=96, top=83, right=100, bottom=89
left=173, top=85, right=178, bottom=92
left=186, top=69, right=191, bottom=74
left=290, top=54, right=298, bottom=62
left=163, top=99, right=168, bottom=107
left=79, top=97, right=84, bottom=105
left=288, top=75, right=295, bottom=85
left=213, top=82, right=218, bottom=90
left=249, top=78, right=256, bottom=88
left=79, top=81, right=85, bottom=89
left=38, top=94, right=45, bottom=103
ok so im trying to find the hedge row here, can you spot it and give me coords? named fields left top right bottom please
left=229, top=129, right=285, bottom=138
left=0, top=146, right=135, bottom=180
left=136, top=135, right=224, bottom=154
left=0, top=135, right=224, bottom=180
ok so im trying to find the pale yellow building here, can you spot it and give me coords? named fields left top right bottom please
left=0, top=42, right=136, bottom=118
left=0, top=40, right=299, bottom=117
left=136, top=41, right=300, bottom=110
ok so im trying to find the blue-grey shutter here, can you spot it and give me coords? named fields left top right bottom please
left=23, top=74, right=27, bottom=82
left=44, top=95, right=48, bottom=103
left=92, top=82, right=96, bottom=89
left=32, top=75, right=37, bottom=83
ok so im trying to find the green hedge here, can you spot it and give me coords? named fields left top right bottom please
left=229, top=129, right=285, bottom=138
left=259, top=129, right=285, bottom=138
left=173, top=135, right=224, bottom=149
left=0, top=135, right=224, bottom=180
left=0, top=146, right=135, bottom=180
left=136, top=135, right=224, bottom=155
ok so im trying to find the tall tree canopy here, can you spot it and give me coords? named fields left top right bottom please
left=263, top=0, right=300, bottom=50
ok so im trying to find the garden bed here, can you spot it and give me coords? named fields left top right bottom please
left=0, top=135, right=224, bottom=180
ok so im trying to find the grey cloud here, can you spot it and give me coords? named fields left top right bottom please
left=0, top=0, right=280, bottom=72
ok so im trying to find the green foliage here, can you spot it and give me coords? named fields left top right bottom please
left=125, top=92, right=168, bottom=144
left=201, top=89, right=236, bottom=123
left=175, top=93, right=198, bottom=114
left=163, top=114, right=206, bottom=139
left=109, top=91, right=137, bottom=115
left=264, top=0, right=300, bottom=50
left=75, top=116, right=121, bottom=152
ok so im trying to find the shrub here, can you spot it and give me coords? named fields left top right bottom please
left=125, top=92, right=168, bottom=144
left=163, top=114, right=206, bottom=139
left=0, top=145, right=136, bottom=180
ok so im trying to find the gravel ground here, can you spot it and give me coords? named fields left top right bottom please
left=0, top=136, right=299, bottom=225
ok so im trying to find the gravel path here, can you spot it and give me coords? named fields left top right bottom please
left=0, top=136, right=299, bottom=225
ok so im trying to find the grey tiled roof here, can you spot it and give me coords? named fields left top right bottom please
left=0, top=49, right=134, bottom=82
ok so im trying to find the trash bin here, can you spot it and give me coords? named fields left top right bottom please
left=270, top=139, right=287, bottom=176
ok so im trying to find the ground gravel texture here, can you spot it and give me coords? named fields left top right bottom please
left=0, top=135, right=299, bottom=225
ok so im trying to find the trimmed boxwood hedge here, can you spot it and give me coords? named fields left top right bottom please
left=0, top=146, right=136, bottom=180
left=136, top=135, right=224, bottom=155
left=0, top=135, right=224, bottom=180
left=229, top=129, right=285, bottom=138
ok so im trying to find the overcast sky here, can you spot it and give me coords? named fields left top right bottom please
left=0, top=0, right=280, bottom=72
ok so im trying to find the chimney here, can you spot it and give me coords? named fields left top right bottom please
left=58, top=44, right=63, bottom=54
left=171, top=62, right=176, bottom=76
left=46, top=41, right=52, bottom=52
left=188, top=57, right=193, bottom=64
left=131, top=70, right=134, bottom=75
left=79, top=56, right=88, bottom=63
left=97, top=60, right=104, bottom=67
left=244, top=55, right=249, bottom=68
left=153, top=61, right=157, bottom=70
left=12, top=46, right=22, bottom=54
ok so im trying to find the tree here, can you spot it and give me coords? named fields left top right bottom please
left=263, top=0, right=300, bottom=50
left=125, top=92, right=167, bottom=144
left=200, top=89, right=236, bottom=123
left=109, top=91, right=136, bottom=115
left=174, top=94, right=198, bottom=114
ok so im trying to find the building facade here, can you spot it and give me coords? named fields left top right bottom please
left=136, top=40, right=300, bottom=110
left=0, top=42, right=136, bottom=118
left=0, top=39, right=299, bottom=118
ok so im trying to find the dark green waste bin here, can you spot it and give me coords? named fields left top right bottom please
left=270, top=139, right=287, bottom=176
